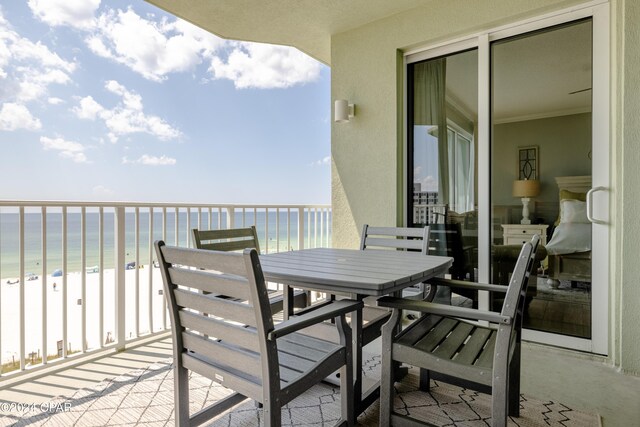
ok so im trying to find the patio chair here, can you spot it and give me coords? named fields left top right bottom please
left=155, top=241, right=361, bottom=427
left=378, top=235, right=539, bottom=427
left=359, top=225, right=432, bottom=345
left=192, top=227, right=307, bottom=314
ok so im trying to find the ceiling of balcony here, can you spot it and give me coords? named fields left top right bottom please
left=145, top=0, right=437, bottom=64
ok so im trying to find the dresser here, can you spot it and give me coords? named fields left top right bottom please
left=501, top=224, right=548, bottom=246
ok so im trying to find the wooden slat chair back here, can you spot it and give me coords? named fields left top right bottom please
left=360, top=225, right=430, bottom=253
left=155, top=241, right=358, bottom=427
left=192, top=226, right=261, bottom=253
left=427, top=223, right=471, bottom=280
left=192, top=226, right=307, bottom=314
left=356, top=225, right=431, bottom=345
left=378, top=236, right=539, bottom=427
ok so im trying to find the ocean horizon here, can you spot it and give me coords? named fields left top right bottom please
left=0, top=210, right=331, bottom=280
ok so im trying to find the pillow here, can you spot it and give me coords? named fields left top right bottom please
left=560, top=199, right=589, bottom=223
left=554, top=189, right=587, bottom=226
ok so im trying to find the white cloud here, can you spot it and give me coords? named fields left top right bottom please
left=0, top=103, right=41, bottom=131
left=123, top=154, right=176, bottom=166
left=0, top=9, right=76, bottom=127
left=311, top=156, right=331, bottom=166
left=87, top=8, right=223, bottom=82
left=210, top=43, right=321, bottom=89
left=40, top=136, right=88, bottom=163
left=48, top=97, right=64, bottom=105
left=73, top=80, right=181, bottom=142
left=72, top=95, right=104, bottom=120
left=28, top=0, right=100, bottom=30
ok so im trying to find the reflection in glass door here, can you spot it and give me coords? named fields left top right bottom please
left=408, top=49, right=478, bottom=303
left=491, top=20, right=593, bottom=339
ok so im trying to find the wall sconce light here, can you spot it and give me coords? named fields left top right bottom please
left=334, top=99, right=355, bottom=123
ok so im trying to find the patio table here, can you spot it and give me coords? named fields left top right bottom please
left=260, top=247, right=453, bottom=416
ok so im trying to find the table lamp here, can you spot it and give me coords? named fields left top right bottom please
left=513, top=179, right=540, bottom=224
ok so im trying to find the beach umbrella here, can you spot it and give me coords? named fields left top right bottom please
left=52, top=269, right=63, bottom=277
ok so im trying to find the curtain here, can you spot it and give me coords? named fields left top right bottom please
left=414, top=58, right=448, bottom=204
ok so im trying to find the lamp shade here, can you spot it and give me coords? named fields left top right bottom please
left=512, top=179, right=540, bottom=197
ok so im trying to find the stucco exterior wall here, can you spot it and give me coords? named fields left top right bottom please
left=331, top=0, right=640, bottom=377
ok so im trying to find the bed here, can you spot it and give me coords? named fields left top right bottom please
left=545, top=175, right=592, bottom=288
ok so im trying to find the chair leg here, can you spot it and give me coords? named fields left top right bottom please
left=174, top=364, right=190, bottom=427
left=379, top=310, right=400, bottom=427
left=419, top=368, right=431, bottom=391
left=508, top=345, right=521, bottom=417
left=492, top=365, right=509, bottom=427
left=340, top=361, right=354, bottom=426
left=263, top=402, right=281, bottom=427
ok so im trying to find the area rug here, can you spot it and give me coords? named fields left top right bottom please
left=1, top=356, right=598, bottom=427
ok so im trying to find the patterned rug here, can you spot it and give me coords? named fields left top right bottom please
left=1, top=356, right=598, bottom=426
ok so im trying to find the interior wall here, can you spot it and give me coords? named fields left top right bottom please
left=492, top=113, right=592, bottom=224
left=330, top=0, right=640, bottom=377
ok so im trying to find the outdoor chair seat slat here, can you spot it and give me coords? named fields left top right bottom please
left=396, top=314, right=442, bottom=345
left=475, top=332, right=498, bottom=368
left=432, top=321, right=475, bottom=359
left=415, top=318, right=459, bottom=353
left=453, top=327, right=493, bottom=365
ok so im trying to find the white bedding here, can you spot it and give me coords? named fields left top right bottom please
left=545, top=223, right=592, bottom=255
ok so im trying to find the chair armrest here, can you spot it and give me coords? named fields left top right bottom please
left=428, top=277, right=507, bottom=293
left=267, top=299, right=363, bottom=340
left=377, top=297, right=511, bottom=325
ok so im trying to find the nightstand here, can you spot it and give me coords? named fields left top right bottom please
left=501, top=224, right=548, bottom=246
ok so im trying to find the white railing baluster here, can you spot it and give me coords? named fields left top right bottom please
left=41, top=207, right=47, bottom=365
left=242, top=208, right=246, bottom=227
left=148, top=208, right=153, bottom=334
left=81, top=207, right=87, bottom=352
left=174, top=208, right=179, bottom=246
left=320, top=207, right=324, bottom=247
left=62, top=206, right=68, bottom=358
left=298, top=208, right=305, bottom=250
left=314, top=208, right=318, bottom=248
left=186, top=207, right=191, bottom=248
left=162, top=207, right=167, bottom=330
left=218, top=207, right=222, bottom=229
left=19, top=206, right=25, bottom=370
left=208, top=207, right=212, bottom=230
left=114, top=206, right=125, bottom=351
left=99, top=207, right=104, bottom=347
left=265, top=208, right=269, bottom=253
left=197, top=207, right=202, bottom=231
left=276, top=208, right=280, bottom=252
left=135, top=207, right=140, bottom=338
left=287, top=208, right=291, bottom=251
left=226, top=207, right=234, bottom=229
left=307, top=209, right=311, bottom=248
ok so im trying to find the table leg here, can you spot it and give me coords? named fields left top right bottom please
left=350, top=294, right=364, bottom=413
left=282, top=285, right=294, bottom=321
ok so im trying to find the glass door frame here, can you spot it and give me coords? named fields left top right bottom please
left=403, top=1, right=610, bottom=354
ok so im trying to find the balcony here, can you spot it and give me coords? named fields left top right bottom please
left=0, top=201, right=637, bottom=426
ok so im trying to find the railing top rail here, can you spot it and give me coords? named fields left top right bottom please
left=0, top=200, right=331, bottom=209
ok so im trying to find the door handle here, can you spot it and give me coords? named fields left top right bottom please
left=586, top=186, right=607, bottom=224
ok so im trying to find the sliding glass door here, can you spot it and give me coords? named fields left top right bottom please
left=405, top=4, right=609, bottom=354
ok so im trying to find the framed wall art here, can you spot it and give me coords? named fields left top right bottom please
left=518, top=145, right=539, bottom=180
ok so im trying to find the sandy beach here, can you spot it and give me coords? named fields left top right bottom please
left=0, top=266, right=166, bottom=366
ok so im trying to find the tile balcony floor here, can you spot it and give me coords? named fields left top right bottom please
left=0, top=335, right=638, bottom=426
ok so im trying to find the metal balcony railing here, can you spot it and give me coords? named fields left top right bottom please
left=0, top=201, right=331, bottom=380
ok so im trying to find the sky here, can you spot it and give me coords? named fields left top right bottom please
left=0, top=0, right=331, bottom=204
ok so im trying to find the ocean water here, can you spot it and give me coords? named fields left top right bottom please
left=0, top=209, right=331, bottom=279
